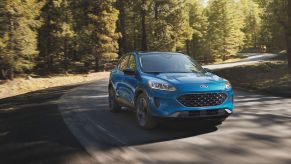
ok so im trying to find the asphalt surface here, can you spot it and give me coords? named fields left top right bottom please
left=58, top=79, right=291, bottom=164
left=0, top=85, right=95, bottom=164
left=204, top=53, right=279, bottom=70
left=1, top=53, right=290, bottom=164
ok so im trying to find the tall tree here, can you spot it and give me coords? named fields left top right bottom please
left=140, top=0, right=148, bottom=51
left=83, top=0, right=119, bottom=71
left=206, top=0, right=244, bottom=61
left=287, top=0, right=291, bottom=69
left=147, top=0, right=193, bottom=52
left=116, top=0, right=127, bottom=56
left=0, top=0, right=43, bottom=79
left=257, top=0, right=286, bottom=50
left=38, top=0, right=75, bottom=73
left=240, top=0, right=261, bottom=48
left=256, top=0, right=290, bottom=68
left=187, top=0, right=208, bottom=60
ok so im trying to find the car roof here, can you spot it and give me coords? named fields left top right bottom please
left=135, top=52, right=185, bottom=56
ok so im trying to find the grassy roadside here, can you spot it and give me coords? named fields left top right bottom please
left=0, top=72, right=109, bottom=99
left=215, top=61, right=291, bottom=97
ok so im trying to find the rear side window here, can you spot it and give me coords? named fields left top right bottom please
left=128, top=55, right=136, bottom=70
left=118, top=55, right=129, bottom=70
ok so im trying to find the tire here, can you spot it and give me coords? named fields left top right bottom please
left=108, top=87, right=121, bottom=113
left=136, top=93, right=157, bottom=129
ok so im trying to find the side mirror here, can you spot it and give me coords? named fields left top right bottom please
left=123, top=68, right=136, bottom=75
left=204, top=68, right=213, bottom=73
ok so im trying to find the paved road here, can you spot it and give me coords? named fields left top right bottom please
left=0, top=84, right=95, bottom=164
left=204, top=53, right=279, bottom=70
left=1, top=53, right=289, bottom=163
left=58, top=77, right=291, bottom=164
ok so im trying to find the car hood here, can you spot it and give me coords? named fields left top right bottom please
left=144, top=72, right=227, bottom=92
left=156, top=72, right=224, bottom=84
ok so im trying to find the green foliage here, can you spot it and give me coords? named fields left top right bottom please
left=117, top=0, right=193, bottom=53
left=147, top=0, right=193, bottom=51
left=205, top=0, right=245, bottom=60
left=0, top=0, right=43, bottom=78
left=187, top=0, right=208, bottom=60
left=1, top=0, right=290, bottom=78
left=240, top=0, right=261, bottom=48
left=79, top=0, right=119, bottom=71
left=257, top=0, right=287, bottom=50
left=38, top=0, right=76, bottom=73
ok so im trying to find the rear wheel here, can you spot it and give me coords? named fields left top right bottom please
left=108, top=87, right=121, bottom=113
left=136, top=93, right=157, bottom=129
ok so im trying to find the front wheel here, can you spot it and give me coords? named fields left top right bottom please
left=136, top=93, right=157, bottom=129
left=108, top=87, right=121, bottom=113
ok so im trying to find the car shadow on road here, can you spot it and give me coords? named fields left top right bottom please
left=88, top=91, right=291, bottom=163
left=61, top=89, right=219, bottom=148
left=70, top=88, right=291, bottom=152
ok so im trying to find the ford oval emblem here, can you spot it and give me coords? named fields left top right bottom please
left=200, top=84, right=208, bottom=88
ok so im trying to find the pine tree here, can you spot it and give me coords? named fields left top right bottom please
left=0, top=0, right=43, bottom=79
left=147, top=0, right=193, bottom=52
left=38, top=0, right=75, bottom=73
left=240, top=0, right=261, bottom=48
left=187, top=0, right=208, bottom=60
left=84, top=0, right=119, bottom=71
left=117, top=0, right=193, bottom=53
left=206, top=0, right=245, bottom=61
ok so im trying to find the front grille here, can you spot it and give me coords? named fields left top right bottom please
left=177, top=93, right=227, bottom=107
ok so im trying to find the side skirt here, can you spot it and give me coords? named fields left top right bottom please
left=116, top=97, right=135, bottom=110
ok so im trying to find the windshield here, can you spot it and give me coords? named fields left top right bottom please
left=140, top=54, right=206, bottom=73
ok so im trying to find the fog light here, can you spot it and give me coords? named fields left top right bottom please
left=225, top=109, right=232, bottom=114
left=154, top=97, right=160, bottom=108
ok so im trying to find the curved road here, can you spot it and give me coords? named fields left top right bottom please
left=58, top=78, right=291, bottom=163
left=204, top=53, right=279, bottom=70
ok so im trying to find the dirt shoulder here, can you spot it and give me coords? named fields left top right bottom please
left=215, top=61, right=291, bottom=97
left=0, top=72, right=109, bottom=99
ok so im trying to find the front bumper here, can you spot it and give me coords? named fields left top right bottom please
left=146, top=88, right=234, bottom=118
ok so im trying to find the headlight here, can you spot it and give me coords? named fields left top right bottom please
left=148, top=81, right=176, bottom=91
left=225, top=81, right=232, bottom=89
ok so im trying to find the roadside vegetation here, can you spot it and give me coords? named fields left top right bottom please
left=216, top=55, right=291, bottom=97
left=1, top=0, right=291, bottom=81
left=0, top=0, right=291, bottom=99
left=0, top=72, right=109, bottom=99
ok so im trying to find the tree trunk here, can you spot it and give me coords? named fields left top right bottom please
left=7, top=68, right=14, bottom=80
left=117, top=0, right=126, bottom=57
left=95, top=56, right=99, bottom=72
left=1, top=69, right=8, bottom=80
left=47, top=54, right=53, bottom=74
left=288, top=0, right=291, bottom=69
left=141, top=1, right=148, bottom=51
left=44, top=5, right=53, bottom=74
left=154, top=2, right=159, bottom=20
left=186, top=40, right=190, bottom=56
left=64, top=38, right=69, bottom=72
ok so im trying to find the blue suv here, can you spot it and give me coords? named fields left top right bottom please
left=108, top=52, right=234, bottom=129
